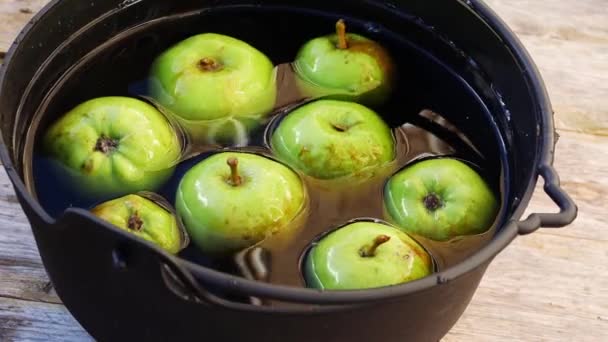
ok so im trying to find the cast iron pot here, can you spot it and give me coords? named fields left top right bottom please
left=0, top=0, right=577, bottom=341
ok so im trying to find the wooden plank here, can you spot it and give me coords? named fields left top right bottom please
left=0, top=167, right=60, bottom=304
left=484, top=0, right=608, bottom=135
left=485, top=0, right=608, bottom=41
left=0, top=297, right=90, bottom=342
left=447, top=213, right=608, bottom=341
left=0, top=0, right=47, bottom=54
left=0, top=263, right=58, bottom=305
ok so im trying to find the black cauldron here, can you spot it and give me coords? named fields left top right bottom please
left=0, top=0, right=577, bottom=341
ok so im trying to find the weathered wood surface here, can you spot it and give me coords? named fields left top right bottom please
left=0, top=297, right=91, bottom=342
left=0, top=0, right=48, bottom=55
left=0, top=0, right=606, bottom=341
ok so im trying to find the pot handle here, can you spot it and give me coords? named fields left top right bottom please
left=517, top=164, right=577, bottom=234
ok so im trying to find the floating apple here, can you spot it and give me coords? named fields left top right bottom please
left=384, top=158, right=499, bottom=241
left=149, top=33, right=277, bottom=144
left=91, top=194, right=187, bottom=254
left=42, top=96, right=181, bottom=198
left=175, top=152, right=307, bottom=255
left=293, top=19, right=394, bottom=105
left=304, top=221, right=433, bottom=290
left=270, top=99, right=395, bottom=181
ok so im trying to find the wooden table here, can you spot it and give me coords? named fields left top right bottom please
left=0, top=0, right=606, bottom=340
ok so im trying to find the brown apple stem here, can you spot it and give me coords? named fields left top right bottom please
left=331, top=121, right=362, bottom=132
left=198, top=57, right=222, bottom=71
left=227, top=157, right=242, bottom=186
left=359, top=235, right=391, bottom=257
left=127, top=211, right=144, bottom=231
left=94, top=135, right=118, bottom=154
left=331, top=123, right=348, bottom=132
left=336, top=19, right=348, bottom=49
left=423, top=193, right=442, bottom=211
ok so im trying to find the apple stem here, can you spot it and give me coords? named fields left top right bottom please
left=227, top=157, right=242, bottom=186
left=423, top=193, right=442, bottom=212
left=331, top=123, right=348, bottom=132
left=198, top=57, right=222, bottom=72
left=331, top=121, right=361, bottom=132
left=336, top=19, right=348, bottom=49
left=127, top=211, right=144, bottom=231
left=359, top=235, right=391, bottom=257
left=94, top=135, right=118, bottom=154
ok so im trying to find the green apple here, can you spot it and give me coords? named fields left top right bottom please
left=270, top=99, right=395, bottom=181
left=384, top=158, right=499, bottom=241
left=91, top=194, right=187, bottom=254
left=42, top=96, right=181, bottom=198
left=175, top=152, right=307, bottom=255
left=293, top=19, right=394, bottom=105
left=305, top=221, right=433, bottom=290
left=149, top=33, right=277, bottom=144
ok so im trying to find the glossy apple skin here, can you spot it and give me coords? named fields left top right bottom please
left=91, top=194, right=185, bottom=254
left=294, top=33, right=394, bottom=105
left=42, top=97, right=181, bottom=198
left=149, top=33, right=277, bottom=142
left=271, top=100, right=395, bottom=180
left=384, top=158, right=499, bottom=241
left=305, top=221, right=433, bottom=290
left=175, top=152, right=307, bottom=255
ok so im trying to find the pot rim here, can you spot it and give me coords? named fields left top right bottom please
left=0, top=0, right=560, bottom=309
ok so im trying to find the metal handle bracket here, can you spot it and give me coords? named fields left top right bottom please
left=518, top=164, right=578, bottom=234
